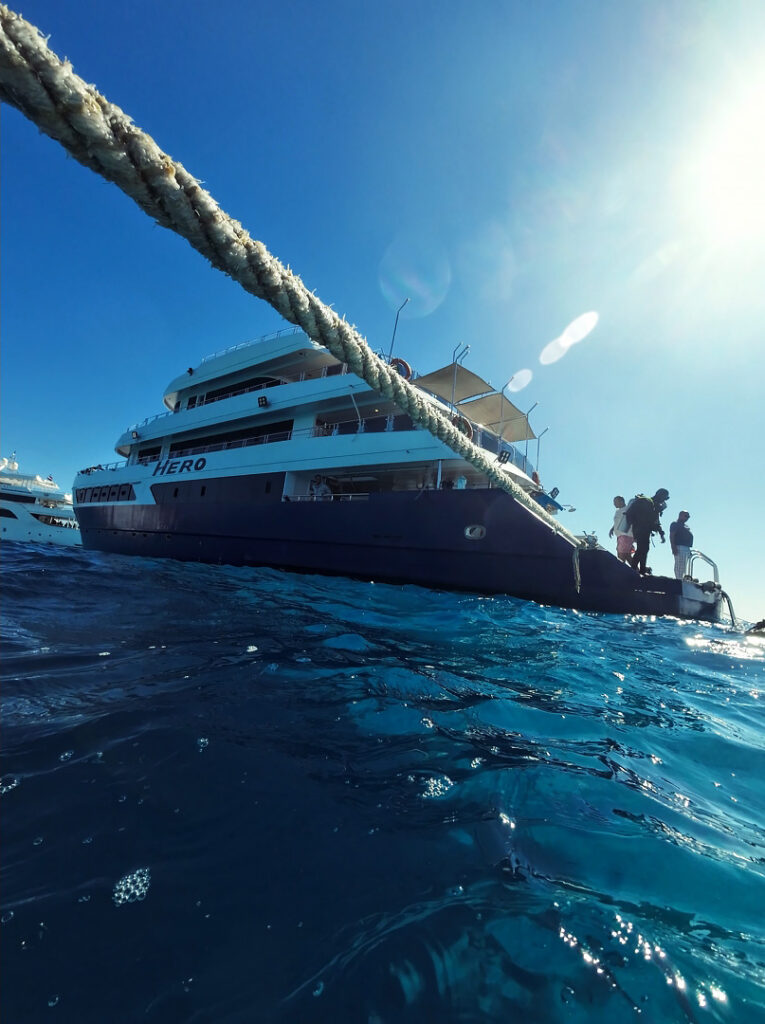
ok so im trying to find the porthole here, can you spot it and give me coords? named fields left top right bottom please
left=464, top=524, right=486, bottom=541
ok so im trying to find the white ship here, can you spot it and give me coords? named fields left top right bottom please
left=72, top=328, right=727, bottom=621
left=0, top=453, right=81, bottom=546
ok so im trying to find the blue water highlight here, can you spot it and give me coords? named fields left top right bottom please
left=1, top=542, right=763, bottom=1022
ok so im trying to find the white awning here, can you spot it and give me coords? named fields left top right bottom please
left=413, top=363, right=494, bottom=405
left=457, top=392, right=536, bottom=442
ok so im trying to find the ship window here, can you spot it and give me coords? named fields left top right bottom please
left=118, top=485, right=130, bottom=501
left=0, top=491, right=36, bottom=504
left=200, top=486, right=206, bottom=497
left=363, top=416, right=388, bottom=433
left=202, top=375, right=281, bottom=404
left=137, top=446, right=161, bottom=464
left=173, top=487, right=179, bottom=498
left=392, top=414, right=415, bottom=431
left=169, top=420, right=293, bottom=457
left=76, top=489, right=86, bottom=503
left=188, top=396, right=197, bottom=409
left=0, top=508, right=17, bottom=518
left=108, top=486, right=119, bottom=501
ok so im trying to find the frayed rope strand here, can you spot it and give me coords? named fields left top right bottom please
left=0, top=3, right=581, bottom=547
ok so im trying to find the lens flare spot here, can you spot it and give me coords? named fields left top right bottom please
left=562, top=311, right=599, bottom=345
left=379, top=234, right=451, bottom=318
left=539, top=311, right=599, bottom=364
left=506, top=369, right=532, bottom=392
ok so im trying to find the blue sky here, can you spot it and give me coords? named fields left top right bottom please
left=2, top=0, right=764, bottom=620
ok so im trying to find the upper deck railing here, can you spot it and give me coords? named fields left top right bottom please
left=199, top=327, right=304, bottom=365
left=80, top=416, right=533, bottom=476
left=127, top=410, right=175, bottom=431
left=126, top=351, right=348, bottom=433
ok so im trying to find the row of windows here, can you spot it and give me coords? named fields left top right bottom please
left=0, top=490, right=36, bottom=504
left=167, top=420, right=294, bottom=459
left=30, top=513, right=80, bottom=528
left=310, top=414, right=527, bottom=467
left=76, top=484, right=136, bottom=504
left=194, top=375, right=282, bottom=406
left=162, top=479, right=272, bottom=500
left=174, top=364, right=348, bottom=412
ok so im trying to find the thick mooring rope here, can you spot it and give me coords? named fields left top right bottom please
left=0, top=5, right=581, bottom=547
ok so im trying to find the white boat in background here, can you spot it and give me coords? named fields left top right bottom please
left=0, top=453, right=81, bottom=546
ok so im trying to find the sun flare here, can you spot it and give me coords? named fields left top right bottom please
left=681, top=76, right=765, bottom=244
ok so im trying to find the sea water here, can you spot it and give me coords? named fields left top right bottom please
left=1, top=542, right=763, bottom=1023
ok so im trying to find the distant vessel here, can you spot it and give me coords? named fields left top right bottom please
left=0, top=453, right=81, bottom=545
left=73, top=329, right=727, bottom=621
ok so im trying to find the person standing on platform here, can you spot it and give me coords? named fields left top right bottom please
left=626, top=488, right=669, bottom=574
left=609, top=496, right=634, bottom=562
left=670, top=510, right=693, bottom=579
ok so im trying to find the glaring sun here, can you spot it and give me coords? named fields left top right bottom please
left=681, top=77, right=765, bottom=244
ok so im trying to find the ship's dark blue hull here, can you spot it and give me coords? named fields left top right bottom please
left=76, top=487, right=720, bottom=620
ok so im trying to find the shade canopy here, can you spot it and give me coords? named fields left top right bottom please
left=457, top=392, right=535, bottom=442
left=414, top=362, right=494, bottom=405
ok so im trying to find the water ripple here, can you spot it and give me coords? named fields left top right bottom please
left=1, top=542, right=763, bottom=1023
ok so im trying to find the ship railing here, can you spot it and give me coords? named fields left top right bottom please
left=128, top=410, right=174, bottom=431
left=168, top=430, right=292, bottom=459
left=308, top=416, right=532, bottom=471
left=199, top=327, right=303, bottom=365
left=194, top=364, right=350, bottom=407
left=309, top=413, right=416, bottom=438
left=686, top=550, right=720, bottom=585
left=126, top=358, right=349, bottom=430
left=198, top=377, right=284, bottom=407
left=93, top=417, right=533, bottom=475
left=78, top=461, right=128, bottom=474
left=286, top=493, right=370, bottom=503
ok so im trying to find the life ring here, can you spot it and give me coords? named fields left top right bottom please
left=390, top=357, right=412, bottom=380
left=451, top=414, right=473, bottom=441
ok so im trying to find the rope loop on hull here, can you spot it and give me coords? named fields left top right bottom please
left=0, top=4, right=582, bottom=549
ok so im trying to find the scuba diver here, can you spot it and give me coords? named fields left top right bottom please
left=625, top=488, right=669, bottom=575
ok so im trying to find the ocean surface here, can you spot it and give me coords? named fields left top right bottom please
left=1, top=541, right=764, bottom=1024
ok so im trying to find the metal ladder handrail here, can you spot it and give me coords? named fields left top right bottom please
left=686, top=549, right=719, bottom=584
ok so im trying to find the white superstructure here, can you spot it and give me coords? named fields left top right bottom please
left=71, top=328, right=725, bottom=621
left=0, top=453, right=81, bottom=546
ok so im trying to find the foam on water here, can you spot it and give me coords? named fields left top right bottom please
left=1, top=541, right=763, bottom=1022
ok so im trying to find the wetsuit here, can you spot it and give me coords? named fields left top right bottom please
left=626, top=496, right=663, bottom=574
